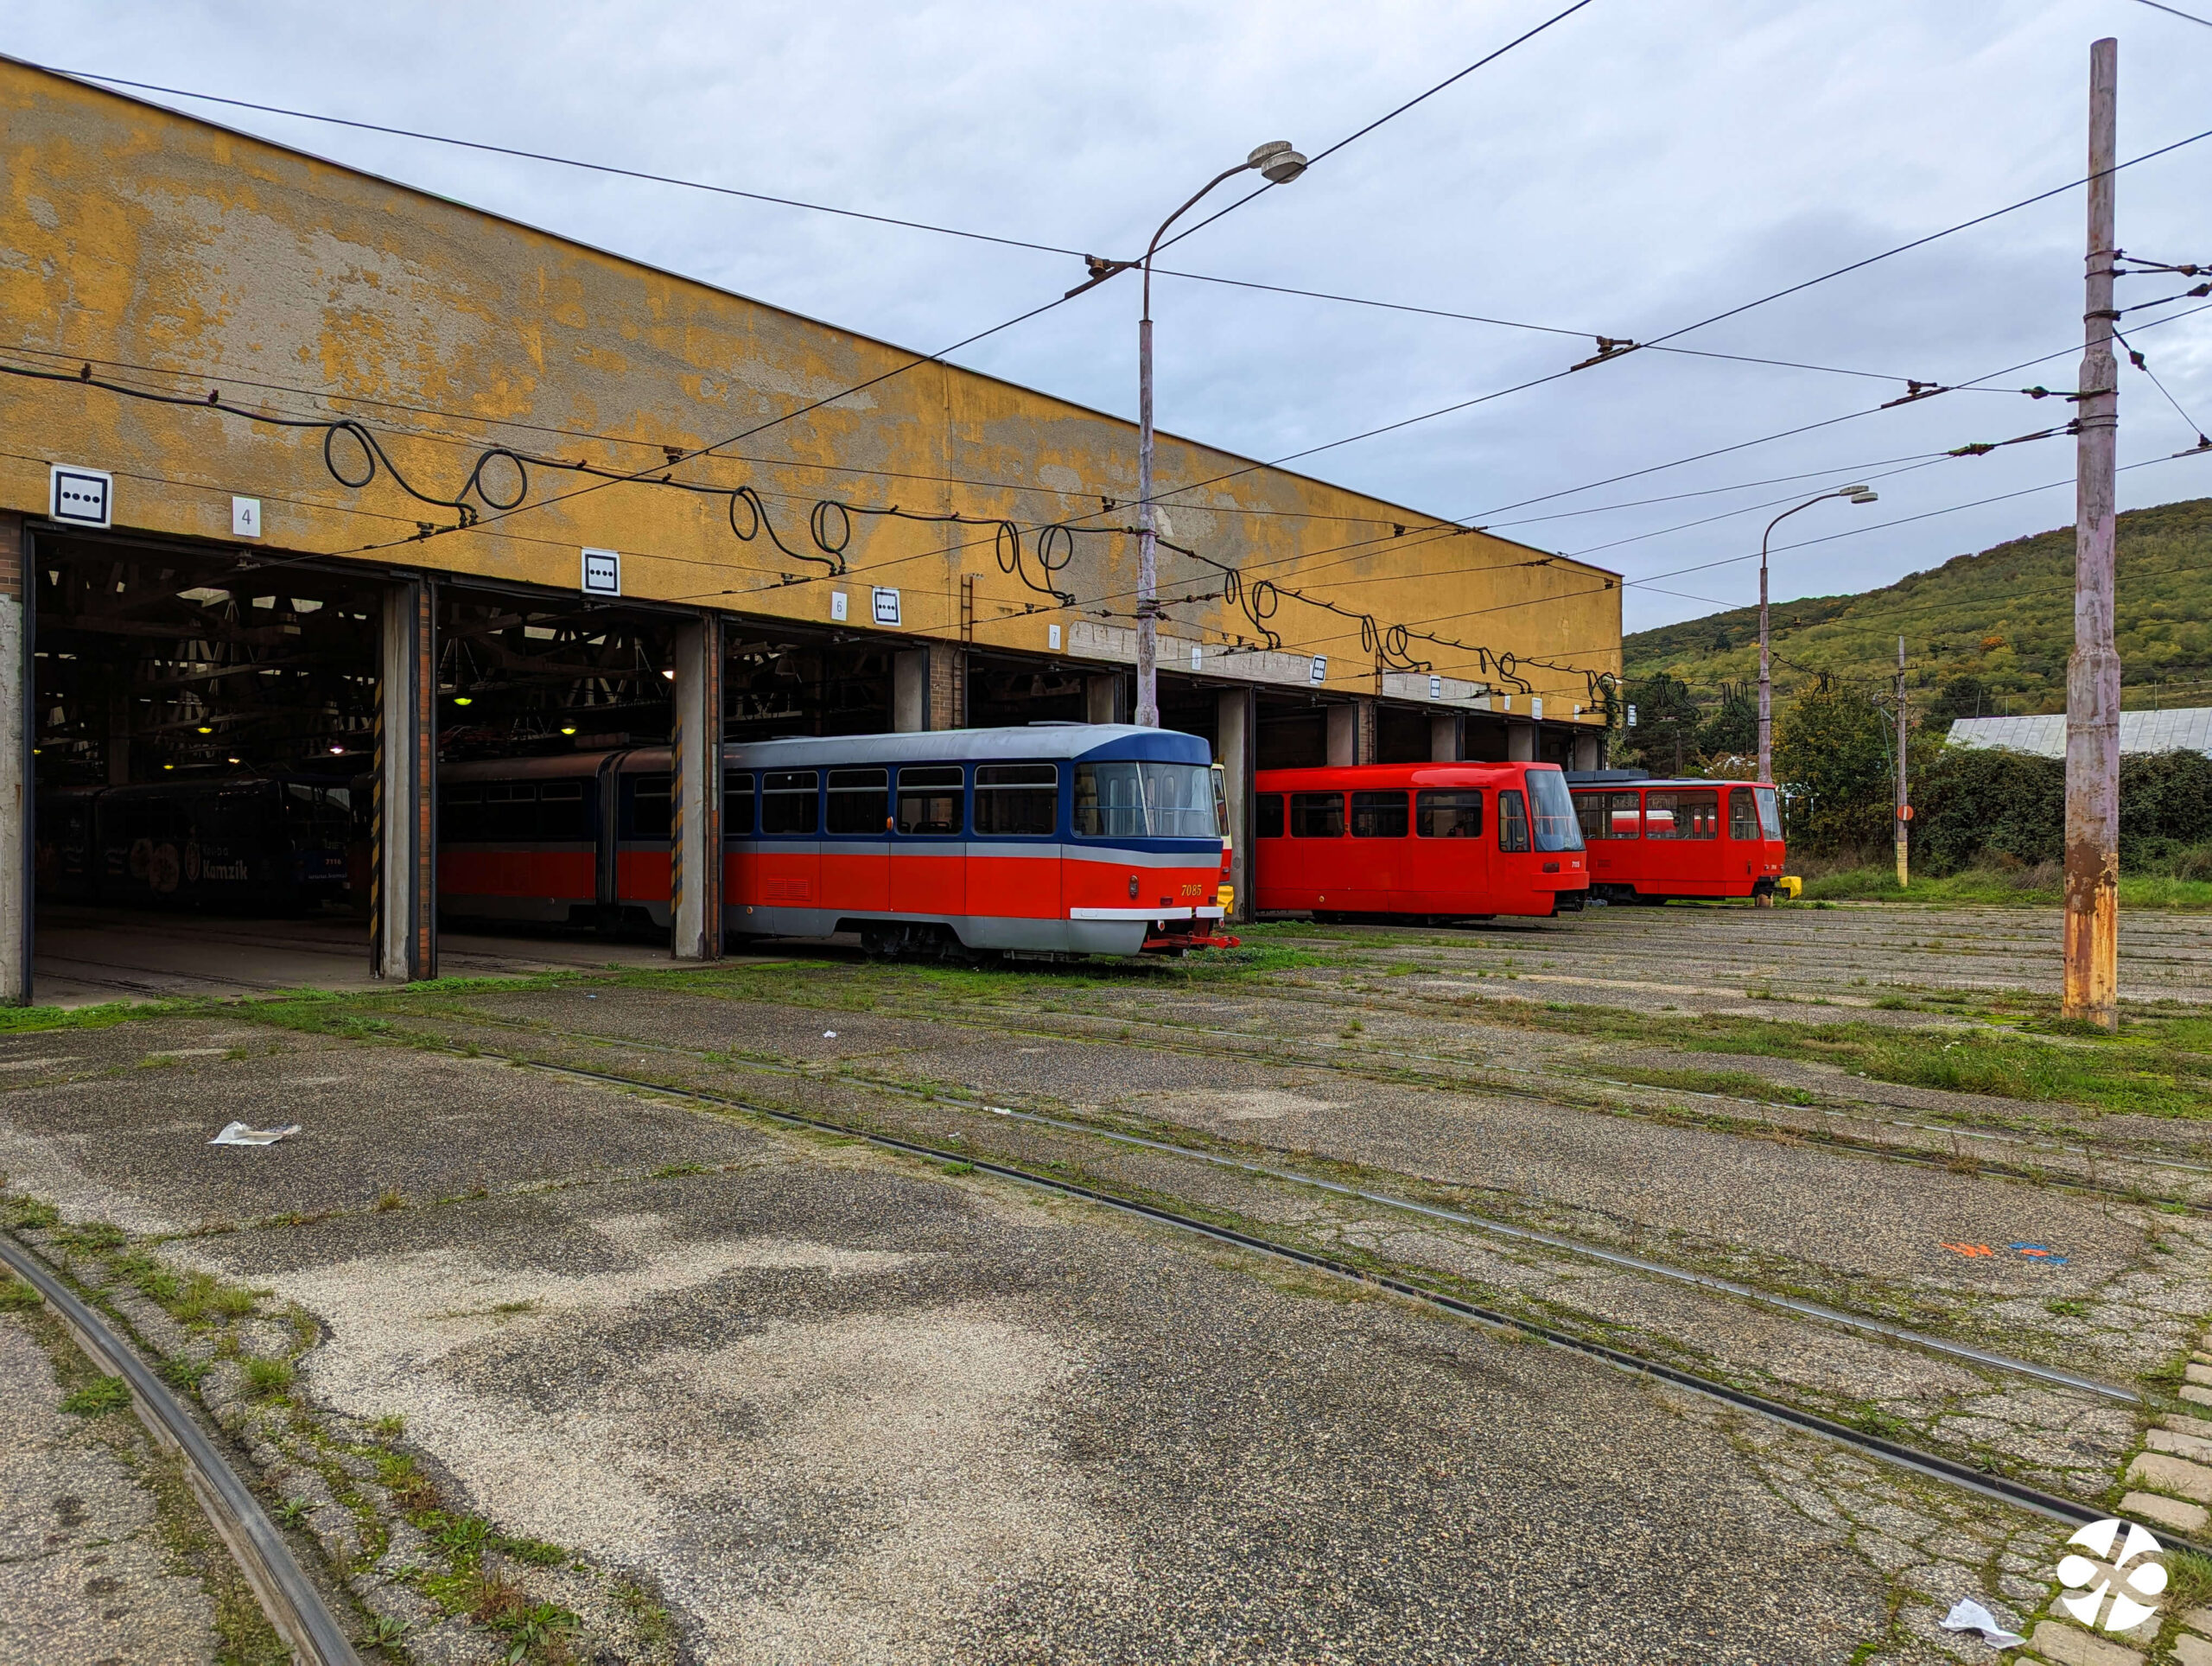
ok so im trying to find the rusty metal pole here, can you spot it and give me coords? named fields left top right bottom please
left=1895, top=634, right=1910, bottom=890
left=2064, top=36, right=2121, bottom=1029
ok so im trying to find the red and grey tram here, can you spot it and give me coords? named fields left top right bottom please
left=1251, top=762, right=1589, bottom=921
left=439, top=724, right=1230, bottom=957
left=1567, top=775, right=1786, bottom=903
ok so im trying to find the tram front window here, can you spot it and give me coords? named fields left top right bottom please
left=1073, top=762, right=1218, bottom=839
left=1525, top=770, right=1586, bottom=851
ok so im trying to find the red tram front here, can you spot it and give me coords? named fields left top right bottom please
left=1251, top=762, right=1588, bottom=921
left=1566, top=775, right=1786, bottom=903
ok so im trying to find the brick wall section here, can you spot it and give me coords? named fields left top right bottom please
left=929, top=644, right=965, bottom=731
left=0, top=511, right=21, bottom=599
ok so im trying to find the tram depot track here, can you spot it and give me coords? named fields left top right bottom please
left=429, top=1005, right=2145, bottom=1404
left=474, top=1043, right=2212, bottom=1560
left=931, top=988, right=2212, bottom=1210
left=0, top=1230, right=362, bottom=1665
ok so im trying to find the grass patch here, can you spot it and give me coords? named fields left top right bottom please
left=0, top=1274, right=41, bottom=1313
left=1611, top=1065, right=1821, bottom=1106
left=374, top=1186, right=407, bottom=1212
left=1471, top=995, right=2212, bottom=1119
left=240, top=1355, right=295, bottom=1398
left=0, top=1194, right=60, bottom=1230
left=60, top=1375, right=131, bottom=1415
left=1796, top=865, right=2212, bottom=910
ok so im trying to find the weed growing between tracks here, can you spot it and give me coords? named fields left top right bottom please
left=1, top=1255, right=293, bottom=1664
left=0, top=1179, right=678, bottom=1665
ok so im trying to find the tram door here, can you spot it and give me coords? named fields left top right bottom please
left=823, top=767, right=891, bottom=914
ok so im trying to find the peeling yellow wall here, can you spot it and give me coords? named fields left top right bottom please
left=0, top=61, right=1620, bottom=715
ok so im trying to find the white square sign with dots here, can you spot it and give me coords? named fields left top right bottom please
left=50, top=465, right=111, bottom=528
left=872, top=587, right=900, bottom=626
left=582, top=548, right=621, bottom=597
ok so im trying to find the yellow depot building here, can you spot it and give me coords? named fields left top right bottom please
left=0, top=58, right=1620, bottom=993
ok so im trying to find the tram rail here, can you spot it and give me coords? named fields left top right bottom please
left=462, top=1044, right=2209, bottom=1560
left=0, top=1230, right=361, bottom=1665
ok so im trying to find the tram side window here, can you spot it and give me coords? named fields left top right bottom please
left=724, top=773, right=754, bottom=837
left=538, top=780, right=588, bottom=841
left=1497, top=789, right=1530, bottom=853
left=826, top=768, right=890, bottom=836
left=441, top=785, right=483, bottom=843
left=1351, top=791, right=1408, bottom=839
left=760, top=770, right=819, bottom=836
left=630, top=774, right=672, bottom=842
left=1073, top=761, right=1145, bottom=837
left=489, top=782, right=538, bottom=842
left=1290, top=792, right=1344, bottom=838
left=1415, top=790, right=1482, bottom=838
left=1755, top=785, right=1783, bottom=840
left=1645, top=788, right=1719, bottom=841
left=1727, top=787, right=1761, bottom=842
left=897, top=765, right=964, bottom=836
left=1256, top=794, right=1285, bottom=839
left=1576, top=790, right=1641, bottom=840
left=974, top=763, right=1057, bottom=836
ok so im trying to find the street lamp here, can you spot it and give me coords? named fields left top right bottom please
left=1758, top=484, right=1878, bottom=782
left=1131, top=140, right=1308, bottom=727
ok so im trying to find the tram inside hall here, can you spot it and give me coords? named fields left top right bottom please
left=27, top=530, right=391, bottom=1001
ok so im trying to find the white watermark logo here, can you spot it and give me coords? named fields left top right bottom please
left=2056, top=1518, right=2167, bottom=1633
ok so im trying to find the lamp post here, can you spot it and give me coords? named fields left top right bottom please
left=1758, top=484, right=1878, bottom=781
left=1132, top=141, right=1308, bottom=727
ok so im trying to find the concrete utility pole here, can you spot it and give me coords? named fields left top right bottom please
left=2065, top=36, right=2121, bottom=1029
left=1133, top=142, right=1307, bottom=727
left=1895, top=635, right=1910, bottom=890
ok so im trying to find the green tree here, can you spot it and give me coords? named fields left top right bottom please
left=1623, top=673, right=1701, bottom=774
left=1697, top=681, right=1758, bottom=758
left=1774, top=681, right=1893, bottom=854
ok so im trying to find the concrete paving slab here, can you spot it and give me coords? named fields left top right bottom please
left=170, top=1152, right=1888, bottom=1665
left=0, top=1018, right=766, bottom=1231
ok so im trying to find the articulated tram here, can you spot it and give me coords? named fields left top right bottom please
left=1251, top=762, right=1589, bottom=921
left=440, top=723, right=1231, bottom=957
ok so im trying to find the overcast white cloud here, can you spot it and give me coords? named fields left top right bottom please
left=8, top=0, right=2209, bottom=642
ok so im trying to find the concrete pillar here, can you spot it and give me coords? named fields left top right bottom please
left=1216, top=687, right=1255, bottom=924
left=1429, top=713, right=1462, bottom=762
left=1507, top=722, right=1536, bottom=763
left=1325, top=703, right=1357, bottom=766
left=1085, top=674, right=1124, bottom=726
left=106, top=690, right=130, bottom=785
left=671, top=614, right=722, bottom=962
left=372, top=579, right=436, bottom=982
left=1572, top=730, right=1601, bottom=771
left=0, top=513, right=27, bottom=1004
left=892, top=649, right=928, bottom=733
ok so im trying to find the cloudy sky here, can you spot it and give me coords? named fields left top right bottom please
left=10, top=0, right=2210, bottom=645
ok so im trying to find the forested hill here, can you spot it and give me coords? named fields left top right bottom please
left=1621, top=496, right=2212, bottom=719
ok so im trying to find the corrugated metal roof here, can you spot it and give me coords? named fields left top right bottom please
left=1944, top=708, right=2212, bottom=758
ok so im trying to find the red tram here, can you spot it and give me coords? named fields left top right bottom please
left=1566, top=775, right=1786, bottom=903
left=1251, top=762, right=1588, bottom=921
left=440, top=724, right=1230, bottom=957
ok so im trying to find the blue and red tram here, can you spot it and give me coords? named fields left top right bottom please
left=1566, top=775, right=1786, bottom=903
left=438, top=723, right=1231, bottom=956
left=1251, top=762, right=1588, bottom=921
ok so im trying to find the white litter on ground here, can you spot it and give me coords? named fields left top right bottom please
left=823, top=1031, right=837, bottom=1039
left=1938, top=1599, right=2027, bottom=1650
left=208, top=1122, right=302, bottom=1148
